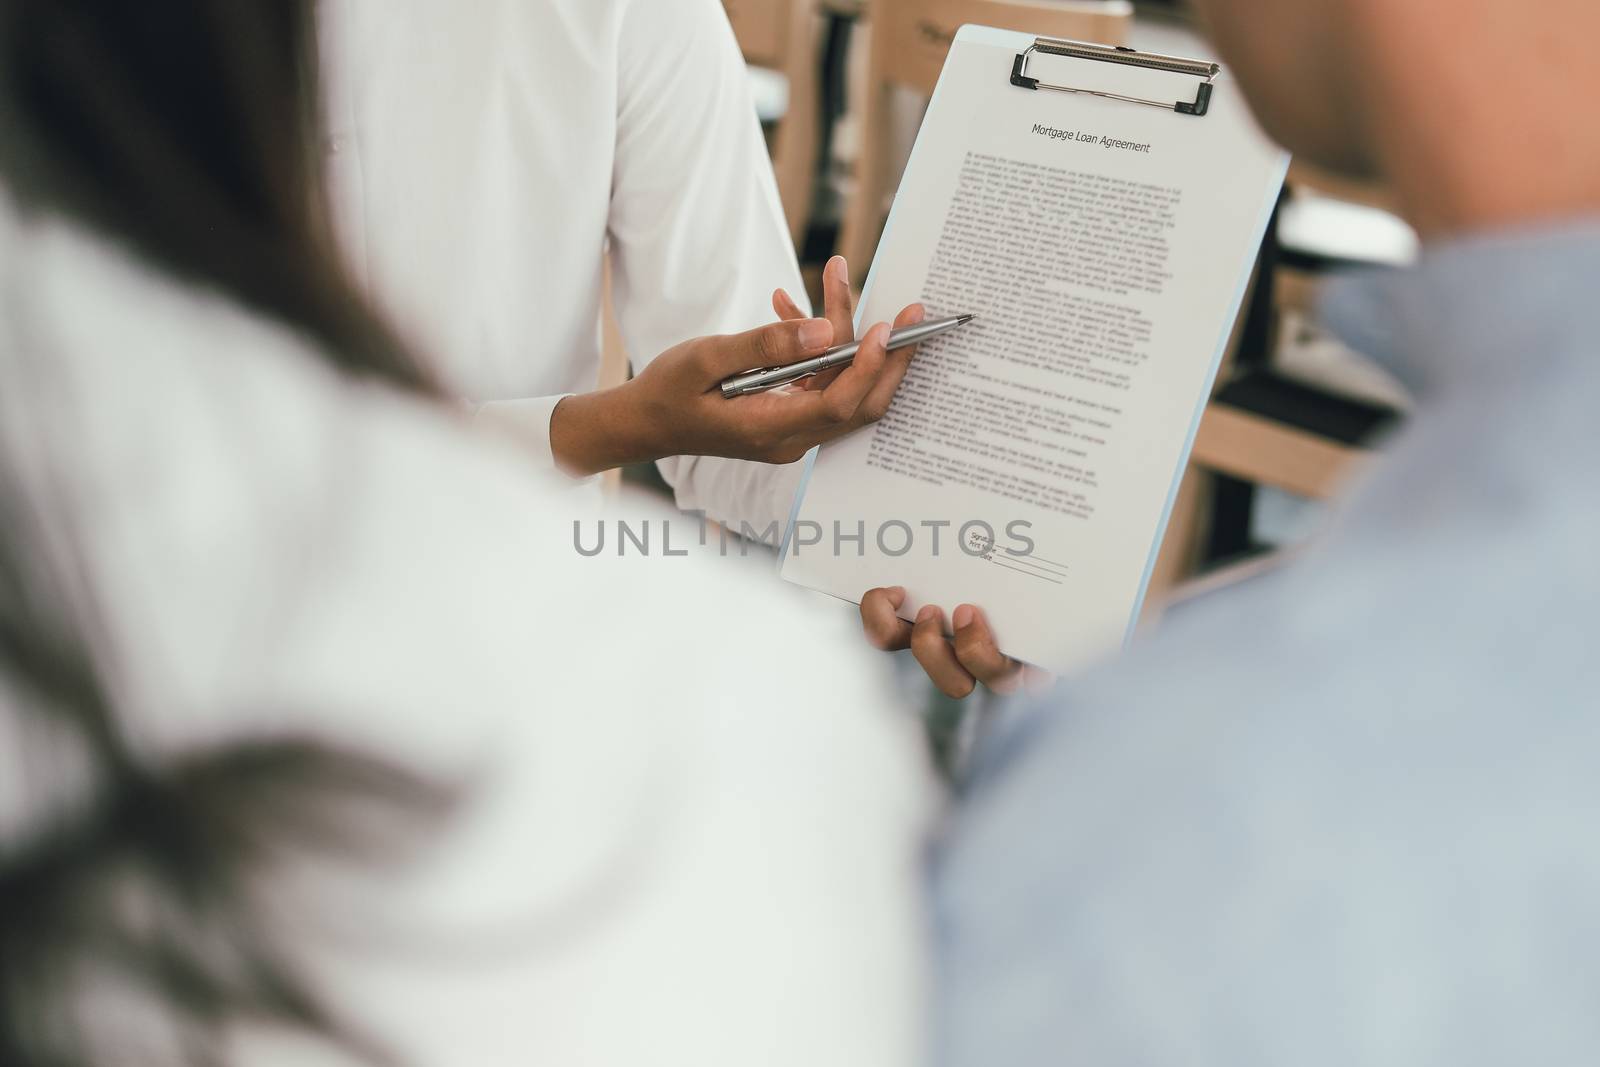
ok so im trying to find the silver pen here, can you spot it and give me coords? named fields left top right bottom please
left=720, top=313, right=975, bottom=399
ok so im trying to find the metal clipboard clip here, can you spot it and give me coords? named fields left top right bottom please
left=1010, top=37, right=1221, bottom=117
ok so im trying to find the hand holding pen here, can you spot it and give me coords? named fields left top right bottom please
left=720, top=254, right=943, bottom=458
left=762, top=255, right=963, bottom=402
left=547, top=256, right=941, bottom=474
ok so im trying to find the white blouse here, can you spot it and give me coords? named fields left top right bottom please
left=320, top=0, right=811, bottom=535
left=0, top=195, right=933, bottom=1066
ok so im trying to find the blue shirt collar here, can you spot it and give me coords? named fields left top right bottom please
left=1320, top=218, right=1600, bottom=398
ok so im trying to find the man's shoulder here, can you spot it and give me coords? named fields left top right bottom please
left=958, top=434, right=1599, bottom=855
left=937, top=443, right=1600, bottom=1065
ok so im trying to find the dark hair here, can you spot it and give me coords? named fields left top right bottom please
left=0, top=0, right=434, bottom=392
left=0, top=2, right=448, bottom=1064
left=0, top=529, right=448, bottom=1065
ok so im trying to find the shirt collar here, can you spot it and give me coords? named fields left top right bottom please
left=1320, top=218, right=1600, bottom=397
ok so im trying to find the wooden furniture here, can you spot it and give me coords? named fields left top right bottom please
left=724, top=0, right=824, bottom=245
left=1187, top=167, right=1407, bottom=556
left=838, top=0, right=1134, bottom=273
left=1142, top=240, right=1400, bottom=612
left=1191, top=403, right=1367, bottom=501
left=1140, top=391, right=1378, bottom=620
left=1138, top=465, right=1213, bottom=625
left=1140, top=390, right=1377, bottom=619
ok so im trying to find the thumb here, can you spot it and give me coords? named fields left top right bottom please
left=700, top=317, right=835, bottom=379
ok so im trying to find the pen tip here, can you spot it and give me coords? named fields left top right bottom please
left=958, top=313, right=976, bottom=324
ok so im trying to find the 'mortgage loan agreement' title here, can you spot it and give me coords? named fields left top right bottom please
left=1032, top=123, right=1152, bottom=154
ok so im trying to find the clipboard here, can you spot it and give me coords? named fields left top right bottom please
left=1009, top=37, right=1221, bottom=116
left=779, top=25, right=1289, bottom=675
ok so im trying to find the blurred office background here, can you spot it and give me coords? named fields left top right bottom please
left=611, top=0, right=1415, bottom=631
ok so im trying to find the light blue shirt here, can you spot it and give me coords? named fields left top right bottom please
left=933, top=221, right=1600, bottom=1066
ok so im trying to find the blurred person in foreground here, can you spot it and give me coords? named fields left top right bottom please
left=933, top=0, right=1600, bottom=1063
left=0, top=4, right=933, bottom=1065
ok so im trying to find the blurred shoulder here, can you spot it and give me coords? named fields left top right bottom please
left=937, top=477, right=1600, bottom=1064
left=1, top=195, right=928, bottom=797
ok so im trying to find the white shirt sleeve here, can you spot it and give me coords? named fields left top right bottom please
left=470, top=393, right=582, bottom=478
left=608, top=0, right=815, bottom=539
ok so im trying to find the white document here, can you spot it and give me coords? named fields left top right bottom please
left=781, top=25, right=1288, bottom=674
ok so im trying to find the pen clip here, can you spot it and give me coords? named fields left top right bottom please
left=721, top=365, right=814, bottom=399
